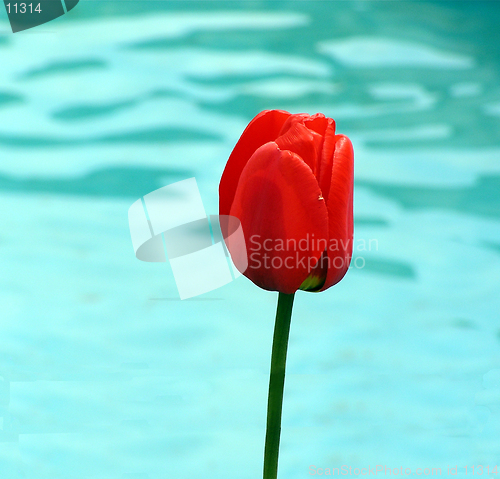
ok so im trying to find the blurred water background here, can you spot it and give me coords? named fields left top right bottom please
left=1, top=1, right=500, bottom=477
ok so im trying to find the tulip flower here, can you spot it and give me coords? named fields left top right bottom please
left=219, top=109, right=354, bottom=294
left=218, top=110, right=354, bottom=479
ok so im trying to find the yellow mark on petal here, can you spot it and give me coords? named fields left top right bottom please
left=299, top=274, right=325, bottom=292
left=318, top=196, right=324, bottom=200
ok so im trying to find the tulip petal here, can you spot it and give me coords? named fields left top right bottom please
left=303, top=113, right=332, bottom=137
left=275, top=119, right=323, bottom=175
left=219, top=109, right=291, bottom=217
left=317, top=119, right=337, bottom=202
left=320, top=135, right=354, bottom=291
left=228, top=142, right=329, bottom=294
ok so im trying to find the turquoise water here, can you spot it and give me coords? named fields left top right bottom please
left=1, top=1, right=500, bottom=477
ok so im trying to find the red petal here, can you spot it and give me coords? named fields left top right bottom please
left=303, top=113, right=332, bottom=137
left=228, top=142, right=329, bottom=294
left=219, top=110, right=291, bottom=217
left=275, top=119, right=323, bottom=176
left=316, top=119, right=336, bottom=202
left=320, top=135, right=354, bottom=291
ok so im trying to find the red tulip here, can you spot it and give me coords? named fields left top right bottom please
left=219, top=109, right=354, bottom=294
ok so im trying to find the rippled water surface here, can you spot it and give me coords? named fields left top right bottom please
left=1, top=1, right=500, bottom=478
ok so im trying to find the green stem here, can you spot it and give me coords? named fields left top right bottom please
left=263, top=292, right=295, bottom=479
